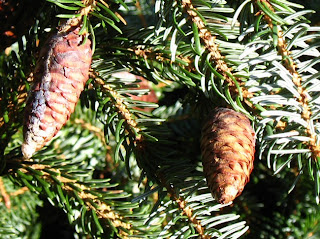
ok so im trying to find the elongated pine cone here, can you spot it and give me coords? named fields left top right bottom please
left=22, top=25, right=92, bottom=159
left=201, top=108, right=255, bottom=204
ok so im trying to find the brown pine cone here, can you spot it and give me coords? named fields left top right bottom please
left=201, top=108, right=255, bottom=204
left=22, top=24, right=92, bottom=159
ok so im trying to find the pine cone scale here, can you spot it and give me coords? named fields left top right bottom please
left=47, top=101, right=68, bottom=115
left=55, top=52, right=86, bottom=68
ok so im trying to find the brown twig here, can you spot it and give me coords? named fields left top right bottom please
left=59, top=0, right=94, bottom=32
left=99, top=0, right=127, bottom=25
left=167, top=187, right=210, bottom=238
left=0, top=177, right=11, bottom=209
left=73, top=118, right=106, bottom=145
left=135, top=0, right=148, bottom=27
left=0, top=186, right=29, bottom=205
left=10, top=186, right=29, bottom=197
left=181, top=0, right=231, bottom=80
left=133, top=46, right=193, bottom=67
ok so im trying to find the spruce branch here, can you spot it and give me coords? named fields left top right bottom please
left=253, top=0, right=320, bottom=161
left=93, top=77, right=142, bottom=141
left=180, top=0, right=252, bottom=98
left=12, top=163, right=136, bottom=237
left=51, top=0, right=94, bottom=29
left=162, top=176, right=210, bottom=239
left=0, top=176, right=41, bottom=238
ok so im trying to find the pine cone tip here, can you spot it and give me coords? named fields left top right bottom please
left=214, top=185, right=238, bottom=204
left=21, top=142, right=35, bottom=159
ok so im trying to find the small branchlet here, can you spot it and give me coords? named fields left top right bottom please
left=93, top=77, right=142, bottom=142
left=180, top=0, right=252, bottom=99
left=254, top=0, right=320, bottom=160
left=17, top=164, right=135, bottom=237
left=158, top=173, right=211, bottom=239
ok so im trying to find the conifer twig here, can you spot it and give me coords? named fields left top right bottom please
left=98, top=0, right=127, bottom=25
left=19, top=164, right=135, bottom=237
left=180, top=0, right=252, bottom=98
left=10, top=187, right=29, bottom=197
left=72, top=118, right=106, bottom=145
left=133, top=46, right=193, bottom=66
left=158, top=173, right=210, bottom=238
left=0, top=177, right=11, bottom=209
left=254, top=0, right=320, bottom=160
left=0, top=187, right=29, bottom=205
left=60, top=0, right=94, bottom=31
left=135, top=0, right=148, bottom=27
left=93, top=77, right=142, bottom=141
left=181, top=0, right=231, bottom=78
left=169, top=190, right=210, bottom=238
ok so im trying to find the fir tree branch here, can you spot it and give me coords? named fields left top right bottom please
left=58, top=0, right=94, bottom=31
left=180, top=0, right=252, bottom=98
left=131, top=45, right=197, bottom=86
left=17, top=163, right=135, bottom=237
left=168, top=187, right=210, bottom=239
left=133, top=46, right=193, bottom=70
left=158, top=173, right=210, bottom=238
left=97, top=0, right=127, bottom=25
left=254, top=0, right=320, bottom=160
left=93, top=77, right=142, bottom=142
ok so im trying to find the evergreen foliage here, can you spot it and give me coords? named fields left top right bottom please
left=0, top=0, right=320, bottom=238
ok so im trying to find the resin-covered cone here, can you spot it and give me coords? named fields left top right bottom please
left=22, top=25, right=92, bottom=159
left=201, top=108, right=255, bottom=204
